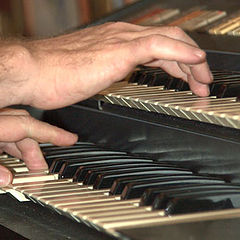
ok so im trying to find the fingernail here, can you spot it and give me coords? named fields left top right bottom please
left=66, top=133, right=78, bottom=145
left=0, top=169, right=12, bottom=187
left=194, top=50, right=205, bottom=59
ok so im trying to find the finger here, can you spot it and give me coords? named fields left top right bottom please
left=148, top=47, right=212, bottom=94
left=117, top=25, right=198, bottom=47
left=0, top=108, right=29, bottom=116
left=0, top=165, right=12, bottom=187
left=145, top=59, right=188, bottom=81
left=0, top=115, right=78, bottom=146
left=25, top=118, right=78, bottom=146
left=188, top=74, right=210, bottom=96
left=127, top=26, right=212, bottom=88
left=178, top=62, right=191, bottom=77
left=148, top=26, right=198, bottom=46
left=155, top=27, right=213, bottom=86
left=129, top=35, right=213, bottom=96
left=133, top=26, right=213, bottom=83
left=130, top=34, right=206, bottom=66
left=17, top=138, right=48, bottom=170
left=190, top=63, right=213, bottom=85
left=1, top=142, right=22, bottom=159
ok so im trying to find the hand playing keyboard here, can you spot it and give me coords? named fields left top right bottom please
left=0, top=23, right=213, bottom=110
left=0, top=23, right=213, bottom=187
left=0, top=108, right=77, bottom=187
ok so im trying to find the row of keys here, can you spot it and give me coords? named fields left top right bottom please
left=97, top=68, right=240, bottom=129
left=2, top=142, right=240, bottom=237
left=129, top=68, right=240, bottom=99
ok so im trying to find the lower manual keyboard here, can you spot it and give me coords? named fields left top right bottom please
left=2, top=141, right=240, bottom=239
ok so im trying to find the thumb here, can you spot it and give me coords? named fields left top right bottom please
left=0, top=165, right=12, bottom=187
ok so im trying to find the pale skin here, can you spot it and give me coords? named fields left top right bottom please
left=0, top=22, right=213, bottom=186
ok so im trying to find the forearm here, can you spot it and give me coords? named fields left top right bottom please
left=0, top=40, right=36, bottom=108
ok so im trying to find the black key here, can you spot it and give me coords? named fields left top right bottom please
left=40, top=141, right=94, bottom=151
left=137, top=73, right=150, bottom=85
left=93, top=167, right=194, bottom=190
left=83, top=164, right=163, bottom=185
left=129, top=67, right=187, bottom=89
left=43, top=146, right=99, bottom=156
left=82, top=164, right=190, bottom=186
left=155, top=185, right=240, bottom=211
left=212, top=76, right=240, bottom=82
left=128, top=71, right=142, bottom=83
left=131, top=67, right=159, bottom=84
left=74, top=161, right=157, bottom=183
left=217, top=82, right=240, bottom=98
left=145, top=73, right=159, bottom=86
left=175, top=80, right=190, bottom=91
left=49, top=154, right=144, bottom=173
left=59, top=158, right=159, bottom=179
left=150, top=72, right=171, bottom=87
left=211, top=71, right=236, bottom=78
left=47, top=151, right=127, bottom=170
left=140, top=183, right=237, bottom=206
left=166, top=77, right=181, bottom=90
left=210, top=80, right=240, bottom=96
left=110, top=172, right=195, bottom=195
left=157, top=190, right=240, bottom=215
left=121, top=176, right=225, bottom=200
left=210, top=82, right=222, bottom=96
left=45, top=149, right=126, bottom=161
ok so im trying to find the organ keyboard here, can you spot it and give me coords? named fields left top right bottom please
left=2, top=140, right=240, bottom=240
left=96, top=68, right=240, bottom=129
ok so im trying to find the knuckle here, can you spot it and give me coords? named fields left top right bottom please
left=101, top=21, right=118, bottom=30
left=6, top=45, right=31, bottom=66
left=102, top=21, right=114, bottom=28
left=100, top=22, right=121, bottom=35
left=19, top=115, right=34, bottom=130
left=106, top=21, right=132, bottom=30
left=170, top=26, right=186, bottom=37
left=112, top=21, right=127, bottom=27
left=145, top=35, right=159, bottom=50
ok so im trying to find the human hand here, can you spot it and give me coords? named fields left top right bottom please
left=0, top=108, right=78, bottom=186
left=0, top=22, right=213, bottom=110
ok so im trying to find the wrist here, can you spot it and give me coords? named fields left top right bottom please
left=0, top=42, right=37, bottom=107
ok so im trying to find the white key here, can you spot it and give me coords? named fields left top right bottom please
left=12, top=173, right=58, bottom=184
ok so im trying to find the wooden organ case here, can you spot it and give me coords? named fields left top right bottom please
left=2, top=0, right=240, bottom=239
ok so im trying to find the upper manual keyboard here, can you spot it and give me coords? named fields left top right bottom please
left=96, top=67, right=240, bottom=129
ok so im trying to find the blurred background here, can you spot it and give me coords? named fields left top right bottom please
left=0, top=0, right=138, bottom=38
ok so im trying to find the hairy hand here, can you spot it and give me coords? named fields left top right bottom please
left=0, top=22, right=213, bottom=109
left=0, top=108, right=78, bottom=186
left=7, top=23, right=212, bottom=109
